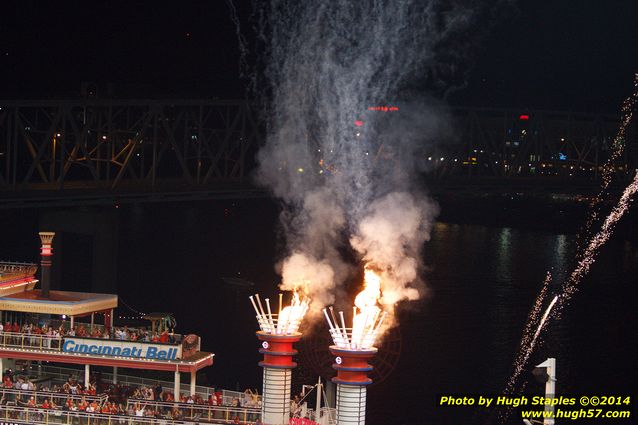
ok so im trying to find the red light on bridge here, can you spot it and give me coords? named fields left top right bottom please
left=519, top=114, right=530, bottom=120
left=368, top=106, right=399, bottom=112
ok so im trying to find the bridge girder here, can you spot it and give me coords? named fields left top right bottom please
left=0, top=99, right=261, bottom=191
left=0, top=100, right=634, bottom=206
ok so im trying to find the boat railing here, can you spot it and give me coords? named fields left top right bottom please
left=0, top=403, right=258, bottom=424
left=125, top=399, right=261, bottom=423
left=48, top=318, right=107, bottom=333
left=0, top=330, right=64, bottom=351
left=38, top=365, right=263, bottom=407
left=40, top=364, right=216, bottom=400
left=309, top=407, right=337, bottom=425
left=48, top=319, right=184, bottom=344
left=1, top=387, right=109, bottom=405
left=0, top=331, right=185, bottom=360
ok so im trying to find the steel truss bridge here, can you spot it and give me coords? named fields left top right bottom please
left=0, top=99, right=635, bottom=207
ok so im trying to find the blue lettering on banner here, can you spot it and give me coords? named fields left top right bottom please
left=61, top=338, right=179, bottom=360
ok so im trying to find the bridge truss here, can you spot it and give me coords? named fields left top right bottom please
left=425, top=107, right=634, bottom=180
left=0, top=99, right=260, bottom=192
left=0, top=100, right=635, bottom=206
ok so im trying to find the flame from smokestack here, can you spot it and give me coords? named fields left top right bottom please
left=352, top=267, right=382, bottom=345
left=250, top=291, right=310, bottom=335
left=279, top=252, right=336, bottom=317
left=324, top=267, right=388, bottom=350
left=277, top=290, right=309, bottom=334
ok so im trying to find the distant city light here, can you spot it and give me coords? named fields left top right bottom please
left=368, top=106, right=399, bottom=112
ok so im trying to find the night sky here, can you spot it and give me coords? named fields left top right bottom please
left=1, top=1, right=637, bottom=111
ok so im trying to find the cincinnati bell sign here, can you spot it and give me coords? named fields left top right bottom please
left=62, top=337, right=182, bottom=360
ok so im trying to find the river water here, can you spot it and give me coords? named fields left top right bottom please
left=1, top=198, right=636, bottom=424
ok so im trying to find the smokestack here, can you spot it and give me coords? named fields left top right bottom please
left=329, top=346, right=377, bottom=425
left=38, top=231, right=55, bottom=298
left=250, top=293, right=308, bottom=425
left=325, top=307, right=386, bottom=425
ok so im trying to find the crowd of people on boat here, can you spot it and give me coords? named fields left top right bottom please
left=128, top=383, right=261, bottom=409
left=2, top=369, right=262, bottom=423
left=0, top=321, right=178, bottom=346
left=3, top=373, right=97, bottom=396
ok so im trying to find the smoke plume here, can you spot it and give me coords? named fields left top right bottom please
left=250, top=0, right=489, bottom=323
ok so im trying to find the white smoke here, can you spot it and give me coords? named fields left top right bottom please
left=248, top=0, right=492, bottom=325
left=279, top=252, right=336, bottom=316
left=350, top=192, right=438, bottom=310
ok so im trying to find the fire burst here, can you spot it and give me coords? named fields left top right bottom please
left=250, top=292, right=310, bottom=335
left=324, top=267, right=388, bottom=350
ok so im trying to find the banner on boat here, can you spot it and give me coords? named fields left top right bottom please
left=62, top=337, right=182, bottom=360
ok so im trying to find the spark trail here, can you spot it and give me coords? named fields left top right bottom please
left=503, top=273, right=552, bottom=393
left=507, top=172, right=638, bottom=391
left=499, top=172, right=638, bottom=425
left=578, top=74, right=638, bottom=251
left=499, top=77, right=638, bottom=422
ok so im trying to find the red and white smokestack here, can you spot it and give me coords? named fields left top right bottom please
left=324, top=306, right=387, bottom=425
left=250, top=293, right=309, bottom=425
left=39, top=232, right=55, bottom=298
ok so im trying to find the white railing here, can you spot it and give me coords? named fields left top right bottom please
left=48, top=319, right=185, bottom=343
left=0, top=331, right=183, bottom=361
left=40, top=364, right=216, bottom=400
left=125, top=399, right=261, bottom=423
left=0, top=387, right=108, bottom=405
left=48, top=319, right=107, bottom=334
left=0, top=404, right=230, bottom=424
left=318, top=407, right=337, bottom=425
left=39, top=365, right=262, bottom=407
left=0, top=331, right=63, bottom=351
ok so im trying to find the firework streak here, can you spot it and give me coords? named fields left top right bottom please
left=512, top=173, right=638, bottom=387
left=578, top=75, right=638, bottom=251
left=498, top=77, right=638, bottom=422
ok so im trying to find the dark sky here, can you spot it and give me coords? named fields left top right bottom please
left=1, top=1, right=636, bottom=112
